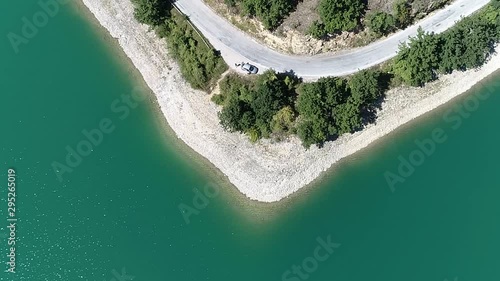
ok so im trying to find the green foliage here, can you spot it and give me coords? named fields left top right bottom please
left=393, top=0, right=412, bottom=28
left=296, top=78, right=342, bottom=147
left=224, top=0, right=237, bottom=7
left=216, top=71, right=386, bottom=147
left=317, top=0, right=366, bottom=34
left=493, top=0, right=500, bottom=9
left=211, top=94, right=225, bottom=105
left=217, top=71, right=298, bottom=139
left=219, top=95, right=247, bottom=132
left=308, top=20, right=327, bottom=39
left=366, top=11, right=396, bottom=36
left=394, top=4, right=500, bottom=86
left=394, top=28, right=442, bottom=87
left=295, top=72, right=384, bottom=147
left=333, top=99, right=362, bottom=135
left=271, top=106, right=296, bottom=136
left=250, top=72, right=295, bottom=137
left=165, top=13, right=228, bottom=91
left=439, top=15, right=498, bottom=74
left=238, top=0, right=298, bottom=30
left=348, top=70, right=384, bottom=105
left=131, top=0, right=170, bottom=26
left=131, top=1, right=228, bottom=91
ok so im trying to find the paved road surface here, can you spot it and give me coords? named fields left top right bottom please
left=175, top=0, right=490, bottom=79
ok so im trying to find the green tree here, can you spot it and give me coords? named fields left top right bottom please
left=240, top=0, right=297, bottom=30
left=218, top=96, right=246, bottom=132
left=296, top=118, right=329, bottom=148
left=348, top=70, right=383, bottom=105
left=333, top=98, right=362, bottom=134
left=270, top=106, right=296, bottom=135
left=439, top=15, right=498, bottom=73
left=250, top=71, right=295, bottom=137
left=318, top=0, right=366, bottom=33
left=308, top=20, right=327, bottom=39
left=393, top=0, right=412, bottom=28
left=394, top=28, right=442, bottom=86
left=296, top=77, right=348, bottom=147
left=131, top=0, right=170, bottom=26
left=366, top=11, right=396, bottom=36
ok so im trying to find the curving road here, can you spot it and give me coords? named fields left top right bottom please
left=175, top=0, right=491, bottom=80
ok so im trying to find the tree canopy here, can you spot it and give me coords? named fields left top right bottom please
left=366, top=11, right=396, bottom=36
left=232, top=0, right=298, bottom=30
left=215, top=70, right=386, bottom=148
left=131, top=0, right=170, bottom=26
left=131, top=0, right=227, bottom=91
left=394, top=5, right=500, bottom=86
left=393, top=28, right=441, bottom=87
left=309, top=0, right=366, bottom=38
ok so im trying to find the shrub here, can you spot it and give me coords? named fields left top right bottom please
left=308, top=20, right=327, bottom=39
left=393, top=0, right=412, bottom=28
left=132, top=0, right=170, bottom=26
left=366, top=11, right=396, bottom=36
left=317, top=0, right=366, bottom=34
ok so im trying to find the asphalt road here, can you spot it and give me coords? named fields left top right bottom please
left=175, top=0, right=491, bottom=79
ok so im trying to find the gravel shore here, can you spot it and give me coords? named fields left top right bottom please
left=81, top=0, right=500, bottom=202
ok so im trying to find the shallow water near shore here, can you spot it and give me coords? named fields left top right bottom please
left=1, top=2, right=500, bottom=281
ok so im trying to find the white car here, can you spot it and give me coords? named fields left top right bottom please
left=240, top=63, right=259, bottom=74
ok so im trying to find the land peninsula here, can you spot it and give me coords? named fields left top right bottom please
left=81, top=0, right=500, bottom=202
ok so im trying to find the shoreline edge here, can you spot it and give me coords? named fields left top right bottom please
left=80, top=0, right=500, bottom=202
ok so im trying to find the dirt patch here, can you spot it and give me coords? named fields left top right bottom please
left=368, top=0, right=398, bottom=13
left=280, top=0, right=321, bottom=34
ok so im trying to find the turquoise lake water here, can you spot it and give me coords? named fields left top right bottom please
left=1, top=1, right=499, bottom=281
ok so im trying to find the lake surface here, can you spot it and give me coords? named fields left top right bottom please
left=1, top=2, right=499, bottom=281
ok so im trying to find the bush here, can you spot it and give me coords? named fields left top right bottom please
left=348, top=70, right=384, bottom=105
left=131, top=1, right=228, bottom=91
left=165, top=14, right=228, bottom=91
left=393, top=0, right=412, bottom=28
left=224, top=0, right=237, bottom=7
left=439, top=14, right=498, bottom=74
left=308, top=20, right=327, bottom=39
left=317, top=0, right=366, bottom=34
left=393, top=28, right=442, bottom=87
left=238, top=0, right=298, bottom=30
left=394, top=4, right=500, bottom=86
left=131, top=0, right=171, bottom=26
left=216, top=71, right=298, bottom=138
left=211, top=94, right=225, bottom=105
left=366, top=11, right=396, bottom=36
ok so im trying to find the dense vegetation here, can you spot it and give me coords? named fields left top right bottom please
left=225, top=0, right=298, bottom=30
left=213, top=70, right=386, bottom=147
left=309, top=0, right=366, bottom=38
left=296, top=71, right=384, bottom=147
left=132, top=0, right=227, bottom=91
left=392, top=0, right=413, bottom=29
left=310, top=0, right=451, bottom=39
left=214, top=2, right=500, bottom=147
left=365, top=11, right=396, bottom=36
left=132, top=0, right=499, bottom=148
left=132, top=0, right=170, bottom=26
left=394, top=5, right=500, bottom=86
